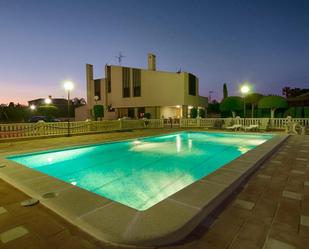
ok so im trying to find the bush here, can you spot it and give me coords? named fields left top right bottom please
left=144, top=113, right=151, bottom=119
left=284, top=107, right=296, bottom=117
left=304, top=107, right=309, bottom=118
left=198, top=109, right=205, bottom=118
left=295, top=107, right=303, bottom=118
left=37, top=105, right=58, bottom=120
left=93, top=105, right=104, bottom=120
left=190, top=108, right=198, bottom=118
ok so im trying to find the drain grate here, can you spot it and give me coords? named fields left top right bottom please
left=42, top=192, right=58, bottom=199
left=20, top=198, right=39, bottom=207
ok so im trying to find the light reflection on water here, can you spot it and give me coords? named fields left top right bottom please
left=9, top=132, right=272, bottom=210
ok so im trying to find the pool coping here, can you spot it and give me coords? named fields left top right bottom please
left=0, top=132, right=289, bottom=247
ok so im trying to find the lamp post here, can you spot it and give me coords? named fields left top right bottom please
left=64, top=81, right=74, bottom=137
left=240, top=85, right=250, bottom=124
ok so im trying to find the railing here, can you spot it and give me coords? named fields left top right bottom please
left=1, top=117, right=308, bottom=140
left=0, top=120, right=143, bottom=140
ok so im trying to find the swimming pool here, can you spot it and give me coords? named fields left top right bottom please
left=8, top=132, right=272, bottom=211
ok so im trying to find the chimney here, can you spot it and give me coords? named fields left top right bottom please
left=147, top=53, right=156, bottom=71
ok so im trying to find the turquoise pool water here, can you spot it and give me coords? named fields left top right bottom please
left=8, top=132, right=272, bottom=210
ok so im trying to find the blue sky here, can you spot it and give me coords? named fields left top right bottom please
left=0, top=0, right=308, bottom=104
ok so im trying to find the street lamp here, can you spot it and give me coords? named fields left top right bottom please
left=30, top=104, right=36, bottom=111
left=240, top=85, right=250, bottom=121
left=44, top=98, right=52, bottom=104
left=64, top=81, right=74, bottom=137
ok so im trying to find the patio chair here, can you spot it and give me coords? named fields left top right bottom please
left=244, top=124, right=259, bottom=131
left=222, top=118, right=233, bottom=129
left=226, top=124, right=243, bottom=131
left=259, top=118, right=270, bottom=131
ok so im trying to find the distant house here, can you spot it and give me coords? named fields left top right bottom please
left=28, top=97, right=70, bottom=118
left=287, top=92, right=309, bottom=107
left=76, top=53, right=207, bottom=120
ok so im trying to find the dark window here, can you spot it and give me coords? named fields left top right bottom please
left=188, top=73, right=196, bottom=96
left=106, top=66, right=111, bottom=93
left=133, top=69, right=141, bottom=97
left=122, top=67, right=130, bottom=98
left=128, top=108, right=135, bottom=118
left=94, top=79, right=101, bottom=100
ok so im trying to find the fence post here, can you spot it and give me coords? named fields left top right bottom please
left=36, top=120, right=45, bottom=136
left=197, top=118, right=201, bottom=127
left=119, top=119, right=123, bottom=130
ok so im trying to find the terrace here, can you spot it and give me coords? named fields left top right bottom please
left=0, top=128, right=308, bottom=248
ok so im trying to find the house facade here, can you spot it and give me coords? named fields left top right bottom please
left=76, top=54, right=207, bottom=120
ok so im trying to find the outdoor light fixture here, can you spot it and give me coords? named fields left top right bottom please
left=240, top=84, right=250, bottom=120
left=30, top=104, right=36, bottom=110
left=188, top=106, right=193, bottom=109
left=44, top=98, right=52, bottom=104
left=240, top=85, right=250, bottom=94
left=64, top=81, right=74, bottom=91
left=176, top=105, right=181, bottom=108
left=63, top=81, right=74, bottom=137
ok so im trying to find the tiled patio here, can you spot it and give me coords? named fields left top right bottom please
left=0, top=131, right=309, bottom=249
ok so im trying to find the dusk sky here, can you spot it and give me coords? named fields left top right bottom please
left=0, top=0, right=308, bottom=105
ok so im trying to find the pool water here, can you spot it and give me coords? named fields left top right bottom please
left=8, top=132, right=272, bottom=210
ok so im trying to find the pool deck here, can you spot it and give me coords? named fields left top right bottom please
left=0, top=129, right=309, bottom=248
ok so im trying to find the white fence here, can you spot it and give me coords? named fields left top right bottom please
left=1, top=118, right=308, bottom=140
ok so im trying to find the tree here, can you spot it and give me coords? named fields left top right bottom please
left=190, top=107, right=198, bottom=118
left=223, top=83, right=228, bottom=99
left=258, top=96, right=288, bottom=119
left=93, top=105, right=104, bottom=120
left=245, top=93, right=263, bottom=118
left=220, top=96, right=243, bottom=118
left=282, top=87, right=309, bottom=98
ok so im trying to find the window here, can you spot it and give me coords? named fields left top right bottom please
left=132, top=69, right=141, bottom=97
left=122, top=67, right=130, bottom=98
left=106, top=66, right=111, bottom=93
left=188, top=73, right=196, bottom=96
left=94, top=79, right=101, bottom=100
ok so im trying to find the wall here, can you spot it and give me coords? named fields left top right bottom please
left=106, top=66, right=207, bottom=109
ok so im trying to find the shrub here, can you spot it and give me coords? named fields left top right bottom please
left=37, top=105, right=58, bottom=120
left=304, top=107, right=309, bottom=118
left=295, top=107, right=303, bottom=118
left=190, top=107, right=198, bottom=118
left=198, top=109, right=205, bottom=118
left=93, top=105, right=104, bottom=120
left=144, top=113, right=151, bottom=119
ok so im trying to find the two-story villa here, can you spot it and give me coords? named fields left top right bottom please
left=76, top=54, right=207, bottom=120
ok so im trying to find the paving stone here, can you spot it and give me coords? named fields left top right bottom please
left=264, top=238, right=296, bottom=249
left=0, top=206, right=8, bottom=215
left=0, top=226, right=29, bottom=243
left=300, top=215, right=309, bottom=227
left=299, top=150, right=308, bottom=153
left=271, top=160, right=281, bottom=164
left=282, top=190, right=302, bottom=200
left=296, top=158, right=308, bottom=161
left=291, top=170, right=305, bottom=175
left=304, top=181, right=309, bottom=187
left=257, top=174, right=271, bottom=180
left=233, top=199, right=255, bottom=210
